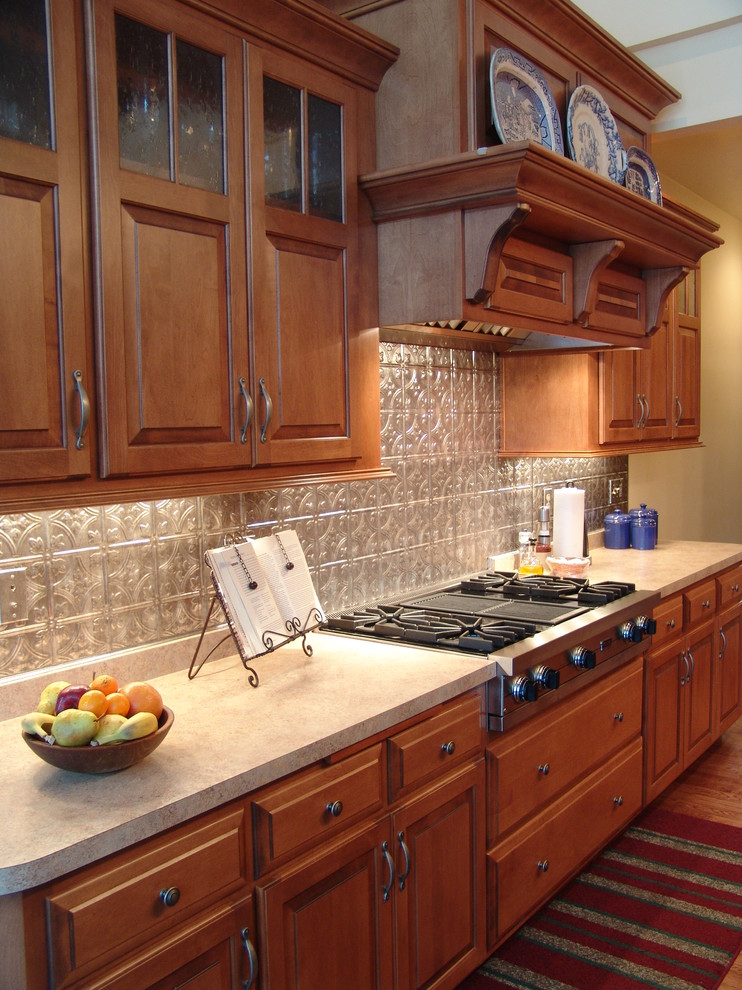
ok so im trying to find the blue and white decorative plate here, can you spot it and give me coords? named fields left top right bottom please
left=624, top=146, right=663, bottom=204
left=490, top=48, right=564, bottom=155
left=567, top=85, right=627, bottom=184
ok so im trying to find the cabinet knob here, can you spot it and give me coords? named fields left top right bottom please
left=613, top=796, right=624, bottom=806
left=441, top=740, right=456, bottom=756
left=159, top=886, right=181, bottom=908
left=537, top=860, right=549, bottom=872
left=667, top=618, right=675, bottom=629
left=538, top=763, right=550, bottom=776
left=702, top=600, right=711, bottom=609
left=613, top=712, right=624, bottom=722
left=326, top=800, right=343, bottom=818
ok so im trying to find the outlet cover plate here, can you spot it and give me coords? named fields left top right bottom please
left=0, top=567, right=28, bottom=626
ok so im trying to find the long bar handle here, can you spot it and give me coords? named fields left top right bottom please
left=240, top=927, right=258, bottom=990
left=397, top=830, right=411, bottom=891
left=381, top=840, right=395, bottom=902
left=238, top=377, right=253, bottom=444
left=675, top=395, right=683, bottom=427
left=258, top=378, right=272, bottom=444
left=72, top=370, right=90, bottom=450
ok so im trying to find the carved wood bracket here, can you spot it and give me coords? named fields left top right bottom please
left=644, top=266, right=689, bottom=334
left=570, top=239, right=625, bottom=326
left=464, top=203, right=531, bottom=305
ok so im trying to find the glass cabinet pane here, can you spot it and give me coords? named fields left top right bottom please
left=308, top=94, right=342, bottom=222
left=176, top=39, right=224, bottom=193
left=263, top=76, right=302, bottom=212
left=0, top=0, right=52, bottom=148
left=116, top=14, right=170, bottom=179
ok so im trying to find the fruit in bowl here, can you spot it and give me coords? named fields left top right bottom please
left=21, top=673, right=173, bottom=773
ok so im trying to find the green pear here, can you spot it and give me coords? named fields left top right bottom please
left=91, top=714, right=128, bottom=745
left=21, top=711, right=56, bottom=740
left=37, top=680, right=71, bottom=716
left=51, top=708, right=98, bottom=747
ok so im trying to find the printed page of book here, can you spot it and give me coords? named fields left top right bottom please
left=250, top=529, right=326, bottom=629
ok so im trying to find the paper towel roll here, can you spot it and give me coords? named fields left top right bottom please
left=552, top=488, right=585, bottom=558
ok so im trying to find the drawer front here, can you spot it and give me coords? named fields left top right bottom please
left=685, top=579, right=717, bottom=627
left=717, top=564, right=742, bottom=610
left=651, top=595, right=683, bottom=648
left=388, top=692, right=482, bottom=802
left=490, top=736, right=643, bottom=942
left=45, top=806, right=248, bottom=988
left=488, top=658, right=642, bottom=839
left=252, top=743, right=384, bottom=877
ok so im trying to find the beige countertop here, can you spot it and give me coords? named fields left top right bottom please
left=3, top=539, right=742, bottom=897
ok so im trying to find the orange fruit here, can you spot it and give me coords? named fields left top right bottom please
left=105, top=692, right=130, bottom=717
left=78, top=689, right=108, bottom=719
left=120, top=681, right=163, bottom=719
left=90, top=673, right=118, bottom=696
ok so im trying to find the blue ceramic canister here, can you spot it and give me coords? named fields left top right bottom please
left=604, top=509, right=631, bottom=549
left=629, top=503, right=657, bottom=550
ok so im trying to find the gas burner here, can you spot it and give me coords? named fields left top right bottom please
left=502, top=574, right=585, bottom=601
left=460, top=573, right=512, bottom=595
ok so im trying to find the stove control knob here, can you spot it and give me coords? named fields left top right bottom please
left=635, top=614, right=657, bottom=635
left=618, top=620, right=643, bottom=643
left=508, top=675, right=537, bottom=703
left=532, top=665, right=560, bottom=690
left=569, top=646, right=596, bottom=669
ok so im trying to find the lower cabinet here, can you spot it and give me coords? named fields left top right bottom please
left=644, top=582, right=717, bottom=805
left=715, top=565, right=742, bottom=738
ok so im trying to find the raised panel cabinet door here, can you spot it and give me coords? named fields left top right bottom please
left=640, top=319, right=673, bottom=440
left=88, top=0, right=250, bottom=477
left=248, top=49, right=359, bottom=467
left=392, top=759, right=487, bottom=990
left=0, top=0, right=91, bottom=482
left=672, top=315, right=701, bottom=439
left=684, top=619, right=716, bottom=764
left=599, top=348, right=639, bottom=444
left=255, top=818, right=395, bottom=990
left=643, top=639, right=685, bottom=805
left=716, top=604, right=742, bottom=737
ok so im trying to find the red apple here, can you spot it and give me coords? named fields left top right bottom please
left=54, top=684, right=90, bottom=714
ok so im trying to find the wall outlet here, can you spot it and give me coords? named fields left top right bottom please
left=608, top=478, right=624, bottom=505
left=0, top=567, right=28, bottom=627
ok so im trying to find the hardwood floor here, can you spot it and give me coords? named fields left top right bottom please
left=649, top=717, right=742, bottom=988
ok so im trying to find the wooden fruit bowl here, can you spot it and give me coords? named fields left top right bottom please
left=22, top=707, right=174, bottom=774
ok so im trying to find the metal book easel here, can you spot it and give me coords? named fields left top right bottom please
left=188, top=569, right=323, bottom=685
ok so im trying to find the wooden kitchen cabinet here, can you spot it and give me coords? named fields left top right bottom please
left=500, top=271, right=701, bottom=456
left=1, top=0, right=395, bottom=508
left=644, top=580, right=717, bottom=805
left=0, top=0, right=93, bottom=483
left=715, top=564, right=742, bottom=738
left=22, top=802, right=256, bottom=990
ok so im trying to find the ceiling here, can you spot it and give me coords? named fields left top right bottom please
left=650, top=117, right=742, bottom=223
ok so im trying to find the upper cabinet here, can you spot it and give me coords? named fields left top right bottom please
left=328, top=0, right=722, bottom=349
left=0, top=0, right=92, bottom=483
left=0, top=0, right=396, bottom=507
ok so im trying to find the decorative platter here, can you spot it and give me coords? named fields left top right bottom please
left=490, top=48, right=564, bottom=154
left=567, top=85, right=628, bottom=184
left=624, top=146, right=663, bottom=204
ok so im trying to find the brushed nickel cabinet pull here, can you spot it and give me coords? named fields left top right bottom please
left=720, top=629, right=727, bottom=659
left=326, top=800, right=343, bottom=818
left=538, top=763, right=550, bottom=775
left=397, top=830, right=411, bottom=891
left=238, top=377, right=253, bottom=444
left=258, top=378, right=272, bottom=444
left=72, top=370, right=90, bottom=450
left=441, top=740, right=455, bottom=756
left=240, top=927, right=258, bottom=989
left=159, top=886, right=180, bottom=908
left=537, top=860, right=549, bottom=872
left=613, top=795, right=623, bottom=806
left=381, top=840, right=394, bottom=902
left=614, top=712, right=624, bottom=722
left=675, top=395, right=683, bottom=427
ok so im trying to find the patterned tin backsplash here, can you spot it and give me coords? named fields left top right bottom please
left=0, top=341, right=627, bottom=678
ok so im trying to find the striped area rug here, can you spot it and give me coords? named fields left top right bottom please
left=460, top=808, right=742, bottom=990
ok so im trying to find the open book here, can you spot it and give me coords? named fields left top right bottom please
left=205, top=530, right=325, bottom=660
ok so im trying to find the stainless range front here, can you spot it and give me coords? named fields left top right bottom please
left=324, top=572, right=660, bottom=730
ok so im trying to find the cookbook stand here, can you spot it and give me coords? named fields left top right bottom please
left=188, top=574, right=323, bottom=685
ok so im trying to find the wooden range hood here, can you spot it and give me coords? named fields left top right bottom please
left=345, top=0, right=723, bottom=352
left=360, top=142, right=722, bottom=351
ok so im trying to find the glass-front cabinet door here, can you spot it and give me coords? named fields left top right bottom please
left=0, top=0, right=91, bottom=483
left=88, top=0, right=249, bottom=477
left=248, top=48, right=360, bottom=467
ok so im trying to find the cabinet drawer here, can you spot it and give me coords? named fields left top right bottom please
left=651, top=595, right=683, bottom=648
left=684, top=579, right=717, bottom=626
left=490, top=736, right=643, bottom=941
left=487, top=658, right=642, bottom=839
left=717, top=564, right=742, bottom=610
left=252, top=743, right=384, bottom=877
left=43, top=805, right=248, bottom=988
left=491, top=236, right=572, bottom=325
left=388, top=692, right=483, bottom=802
